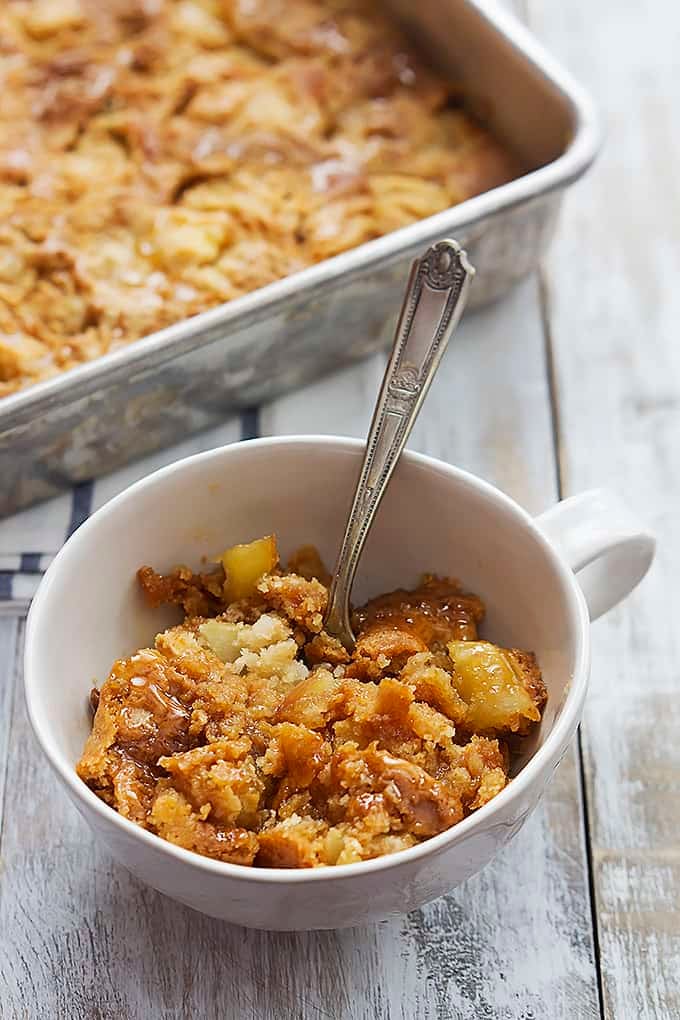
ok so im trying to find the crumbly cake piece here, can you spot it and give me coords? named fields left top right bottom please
left=78, top=543, right=546, bottom=868
left=0, top=0, right=519, bottom=395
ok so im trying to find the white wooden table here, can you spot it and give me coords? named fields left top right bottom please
left=1, top=1, right=679, bottom=1016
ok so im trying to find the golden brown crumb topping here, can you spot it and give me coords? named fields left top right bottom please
left=78, top=539, right=546, bottom=868
left=0, top=0, right=518, bottom=395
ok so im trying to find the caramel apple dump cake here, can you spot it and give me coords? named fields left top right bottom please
left=77, top=536, right=546, bottom=868
left=0, top=0, right=518, bottom=394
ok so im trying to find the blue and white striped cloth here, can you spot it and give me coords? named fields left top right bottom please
left=0, top=410, right=258, bottom=605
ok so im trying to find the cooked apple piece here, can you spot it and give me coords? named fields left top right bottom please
left=219, top=535, right=278, bottom=602
left=276, top=668, right=343, bottom=729
left=197, top=620, right=241, bottom=662
left=447, top=640, right=545, bottom=736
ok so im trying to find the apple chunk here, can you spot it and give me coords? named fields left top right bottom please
left=448, top=640, right=545, bottom=736
left=220, top=535, right=279, bottom=602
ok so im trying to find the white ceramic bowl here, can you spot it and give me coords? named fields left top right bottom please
left=24, top=437, right=654, bottom=930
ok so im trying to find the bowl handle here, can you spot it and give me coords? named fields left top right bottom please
left=535, top=488, right=655, bottom=621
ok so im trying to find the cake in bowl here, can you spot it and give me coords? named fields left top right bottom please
left=77, top=534, right=546, bottom=868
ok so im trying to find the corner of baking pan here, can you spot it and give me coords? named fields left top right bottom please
left=467, top=0, right=601, bottom=180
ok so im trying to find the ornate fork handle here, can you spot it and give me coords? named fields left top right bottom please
left=324, top=239, right=475, bottom=647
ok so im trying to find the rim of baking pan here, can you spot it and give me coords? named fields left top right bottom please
left=24, top=436, right=591, bottom=884
left=0, top=1, right=600, bottom=430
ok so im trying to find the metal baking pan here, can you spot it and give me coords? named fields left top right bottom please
left=0, top=0, right=598, bottom=518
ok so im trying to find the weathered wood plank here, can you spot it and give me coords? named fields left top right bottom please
left=528, top=0, right=680, bottom=1016
left=0, top=616, right=18, bottom=838
left=0, top=277, right=599, bottom=1019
